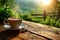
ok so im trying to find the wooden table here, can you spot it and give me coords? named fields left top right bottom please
left=0, top=30, right=47, bottom=40
left=0, top=24, right=46, bottom=40
left=0, top=20, right=60, bottom=40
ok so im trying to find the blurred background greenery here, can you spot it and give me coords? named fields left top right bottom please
left=0, top=0, right=60, bottom=28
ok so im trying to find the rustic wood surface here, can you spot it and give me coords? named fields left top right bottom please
left=0, top=20, right=60, bottom=40
left=22, top=20, right=60, bottom=40
left=0, top=30, right=48, bottom=40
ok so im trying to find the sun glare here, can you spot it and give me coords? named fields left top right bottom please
left=36, top=0, right=52, bottom=5
left=41, top=0, right=51, bottom=5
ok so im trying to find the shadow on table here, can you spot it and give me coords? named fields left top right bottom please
left=0, top=29, right=20, bottom=40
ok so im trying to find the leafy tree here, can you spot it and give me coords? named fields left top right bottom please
left=0, top=6, right=12, bottom=23
left=0, top=0, right=15, bottom=9
left=53, top=0, right=60, bottom=20
left=56, top=0, right=60, bottom=20
left=0, top=0, right=16, bottom=23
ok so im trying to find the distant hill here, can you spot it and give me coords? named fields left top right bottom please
left=13, top=0, right=44, bottom=14
left=15, top=0, right=39, bottom=12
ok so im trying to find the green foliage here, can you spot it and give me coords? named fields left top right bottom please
left=21, top=14, right=60, bottom=28
left=0, top=0, right=17, bottom=23
left=0, top=0, right=14, bottom=8
left=55, top=20, right=60, bottom=28
left=20, top=14, right=33, bottom=21
left=10, top=11, right=20, bottom=19
left=0, top=5, right=20, bottom=22
left=44, top=17, right=51, bottom=25
left=0, top=6, right=12, bottom=22
left=32, top=19, right=40, bottom=23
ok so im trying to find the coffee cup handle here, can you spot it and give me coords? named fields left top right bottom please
left=4, top=19, right=9, bottom=25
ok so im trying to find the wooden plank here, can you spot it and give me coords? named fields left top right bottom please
left=22, top=20, right=60, bottom=40
left=0, top=29, right=47, bottom=40
left=31, top=14, right=43, bottom=16
left=0, top=25, right=6, bottom=32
